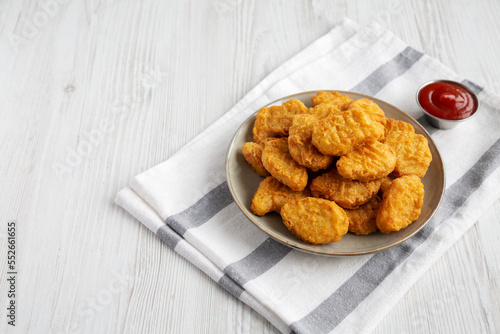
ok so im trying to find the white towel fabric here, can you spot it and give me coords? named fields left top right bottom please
left=115, top=18, right=500, bottom=334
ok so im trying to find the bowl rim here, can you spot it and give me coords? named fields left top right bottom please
left=225, top=90, right=446, bottom=256
left=415, top=79, right=480, bottom=124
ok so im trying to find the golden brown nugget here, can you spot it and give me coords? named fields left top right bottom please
left=281, top=197, right=349, bottom=244
left=308, top=103, right=343, bottom=120
left=288, top=114, right=334, bottom=171
left=242, top=142, right=270, bottom=177
left=383, top=118, right=415, bottom=139
left=336, top=141, right=396, bottom=181
left=250, top=176, right=311, bottom=216
left=347, top=98, right=386, bottom=126
left=312, top=108, right=385, bottom=156
left=261, top=138, right=308, bottom=191
left=252, top=99, right=308, bottom=143
left=379, top=175, right=394, bottom=198
left=376, top=175, right=424, bottom=233
left=311, top=91, right=352, bottom=110
left=345, top=196, right=381, bottom=235
left=384, top=130, right=432, bottom=178
left=310, top=169, right=381, bottom=209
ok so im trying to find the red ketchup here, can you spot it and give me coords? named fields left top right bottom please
left=418, top=81, right=477, bottom=120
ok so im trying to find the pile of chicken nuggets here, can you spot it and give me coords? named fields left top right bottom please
left=242, top=91, right=432, bottom=245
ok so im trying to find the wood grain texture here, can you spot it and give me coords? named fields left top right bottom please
left=0, top=0, right=499, bottom=333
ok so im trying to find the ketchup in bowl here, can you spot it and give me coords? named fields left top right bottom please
left=417, top=81, right=478, bottom=120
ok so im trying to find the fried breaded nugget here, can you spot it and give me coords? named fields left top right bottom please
left=384, top=130, right=432, bottom=178
left=242, top=142, right=270, bottom=177
left=345, top=196, right=381, bottom=235
left=288, top=114, right=334, bottom=171
left=347, top=98, right=386, bottom=126
left=308, top=103, right=343, bottom=120
left=261, top=138, right=308, bottom=191
left=379, top=175, right=394, bottom=198
left=310, top=169, right=381, bottom=209
left=281, top=197, right=349, bottom=244
left=376, top=175, right=424, bottom=233
left=383, top=118, right=415, bottom=139
left=312, top=108, right=385, bottom=156
left=251, top=176, right=311, bottom=216
left=336, top=141, right=396, bottom=181
left=311, top=91, right=352, bottom=110
left=252, top=99, right=308, bottom=143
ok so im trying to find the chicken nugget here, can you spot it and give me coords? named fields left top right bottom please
left=308, top=103, right=343, bottom=120
left=383, top=118, right=414, bottom=139
left=379, top=175, right=394, bottom=198
left=251, top=176, right=311, bottom=216
left=345, top=196, right=381, bottom=235
left=376, top=175, right=424, bottom=233
left=312, top=108, right=385, bottom=156
left=310, top=169, right=381, bottom=209
left=261, top=138, right=308, bottom=191
left=311, top=91, right=352, bottom=110
left=288, top=114, right=334, bottom=171
left=347, top=98, right=386, bottom=126
left=384, top=130, right=432, bottom=178
left=242, top=142, right=270, bottom=177
left=336, top=141, right=396, bottom=181
left=281, top=197, right=349, bottom=244
left=253, top=99, right=308, bottom=143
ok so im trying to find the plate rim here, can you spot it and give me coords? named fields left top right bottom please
left=225, top=90, right=446, bottom=256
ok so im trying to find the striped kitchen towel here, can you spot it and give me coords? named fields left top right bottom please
left=115, top=18, right=500, bottom=334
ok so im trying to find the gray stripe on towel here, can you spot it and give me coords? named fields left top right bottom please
left=461, top=79, right=483, bottom=95
left=157, top=224, right=183, bottom=249
left=218, top=274, right=245, bottom=298
left=166, top=181, right=233, bottom=235
left=223, top=238, right=293, bottom=293
left=157, top=223, right=248, bottom=300
left=351, top=46, right=424, bottom=96
left=290, top=137, right=500, bottom=334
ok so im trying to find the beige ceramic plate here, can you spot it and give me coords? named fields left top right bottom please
left=226, top=91, right=445, bottom=256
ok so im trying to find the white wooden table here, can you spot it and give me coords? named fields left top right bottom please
left=1, top=1, right=499, bottom=333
